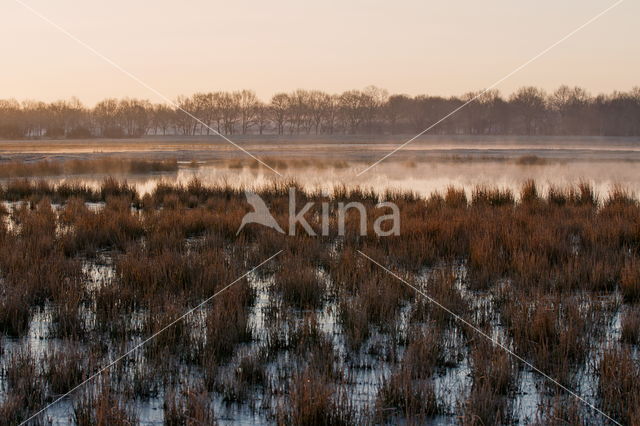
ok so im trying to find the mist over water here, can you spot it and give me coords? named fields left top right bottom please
left=4, top=136, right=639, bottom=198
left=40, top=159, right=640, bottom=201
left=1, top=137, right=638, bottom=424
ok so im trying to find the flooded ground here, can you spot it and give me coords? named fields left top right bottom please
left=1, top=135, right=640, bottom=160
left=2, top=135, right=640, bottom=198
left=1, top=136, right=639, bottom=424
left=4, top=159, right=637, bottom=203
left=0, top=233, right=622, bottom=425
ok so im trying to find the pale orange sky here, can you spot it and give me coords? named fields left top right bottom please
left=1, top=0, right=638, bottom=105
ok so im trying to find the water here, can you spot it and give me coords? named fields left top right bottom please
left=3, top=135, right=640, bottom=198
left=0, top=137, right=636, bottom=424
left=10, top=158, right=640, bottom=202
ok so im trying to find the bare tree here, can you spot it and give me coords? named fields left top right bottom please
left=239, top=90, right=258, bottom=134
left=306, top=90, right=331, bottom=134
left=338, top=90, right=366, bottom=134
left=361, top=86, right=388, bottom=134
left=287, top=90, right=309, bottom=135
left=2, top=86, right=640, bottom=139
left=255, top=101, right=271, bottom=135
left=218, top=92, right=241, bottom=134
left=152, top=104, right=175, bottom=136
left=270, top=93, right=289, bottom=135
left=550, top=86, right=591, bottom=135
left=510, top=87, right=548, bottom=135
left=322, top=94, right=340, bottom=135
left=190, top=92, right=216, bottom=135
left=93, top=98, right=121, bottom=137
left=385, top=94, right=410, bottom=134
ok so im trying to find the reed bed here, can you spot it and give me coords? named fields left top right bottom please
left=0, top=158, right=179, bottom=178
left=0, top=177, right=638, bottom=424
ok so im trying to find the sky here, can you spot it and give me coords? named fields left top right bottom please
left=1, top=0, right=638, bottom=105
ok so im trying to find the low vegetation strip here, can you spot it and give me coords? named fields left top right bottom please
left=0, top=158, right=178, bottom=178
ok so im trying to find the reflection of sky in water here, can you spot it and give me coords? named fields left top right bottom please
left=43, top=160, right=640, bottom=200
left=1, top=158, right=630, bottom=424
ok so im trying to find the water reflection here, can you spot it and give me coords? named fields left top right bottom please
left=29, top=159, right=640, bottom=199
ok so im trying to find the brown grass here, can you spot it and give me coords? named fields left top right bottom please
left=621, top=258, right=640, bottom=303
left=280, top=368, right=355, bottom=426
left=73, top=379, right=137, bottom=426
left=502, top=292, right=589, bottom=385
left=621, top=305, right=640, bottom=345
left=44, top=343, right=90, bottom=395
left=0, top=178, right=639, bottom=423
left=0, top=292, right=31, bottom=337
left=598, top=346, right=640, bottom=425
left=0, top=346, right=45, bottom=423
left=534, top=396, right=586, bottom=426
left=163, top=382, right=215, bottom=426
left=375, top=368, right=441, bottom=422
left=0, top=158, right=179, bottom=178
left=273, top=253, right=325, bottom=309
left=202, top=287, right=253, bottom=362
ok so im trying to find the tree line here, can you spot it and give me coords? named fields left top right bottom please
left=1, top=85, right=639, bottom=139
